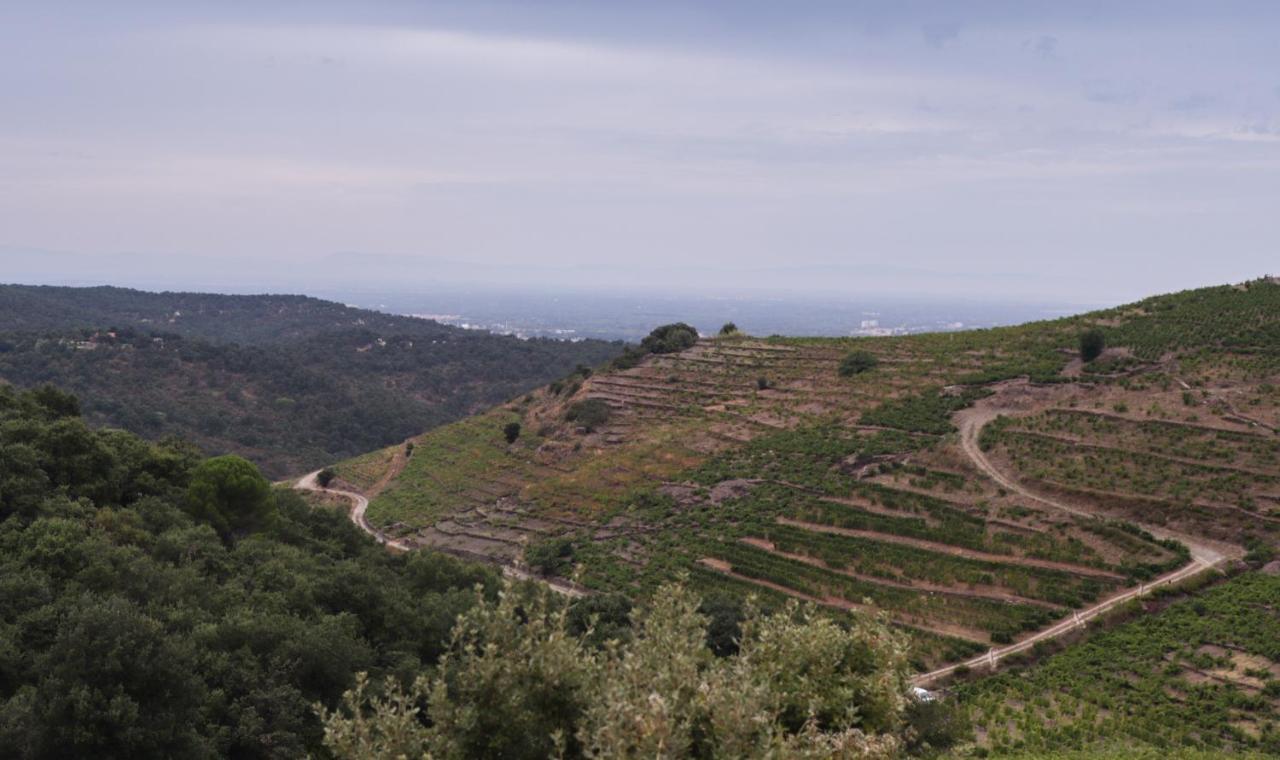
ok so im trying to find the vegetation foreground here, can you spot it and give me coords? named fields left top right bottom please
left=329, top=279, right=1280, bottom=757
left=3, top=279, right=1280, bottom=758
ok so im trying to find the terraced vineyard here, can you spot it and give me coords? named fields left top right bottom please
left=326, top=279, right=1280, bottom=683
left=955, top=571, right=1280, bottom=755
left=980, top=408, right=1280, bottom=545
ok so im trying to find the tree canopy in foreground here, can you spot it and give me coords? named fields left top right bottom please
left=321, top=581, right=917, bottom=759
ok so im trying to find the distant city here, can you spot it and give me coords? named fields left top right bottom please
left=320, top=288, right=1099, bottom=343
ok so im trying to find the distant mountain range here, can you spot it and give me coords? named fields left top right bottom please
left=0, top=284, right=622, bottom=477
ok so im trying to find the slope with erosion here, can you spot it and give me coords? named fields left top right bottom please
left=334, top=279, right=1280, bottom=672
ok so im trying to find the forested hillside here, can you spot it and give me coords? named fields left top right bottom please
left=0, top=284, right=622, bottom=477
left=0, top=383, right=500, bottom=757
left=0, top=384, right=932, bottom=758
left=0, top=284, right=463, bottom=344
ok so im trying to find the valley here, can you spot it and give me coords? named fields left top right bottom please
left=0, top=284, right=621, bottom=477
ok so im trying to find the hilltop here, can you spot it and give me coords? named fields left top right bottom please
left=0, top=284, right=622, bottom=477
left=328, top=280, right=1280, bottom=756
left=0, top=284, right=465, bottom=344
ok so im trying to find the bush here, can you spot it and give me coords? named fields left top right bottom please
left=757, top=376, right=770, bottom=390
left=566, top=399, right=611, bottom=432
left=1080, top=328, right=1106, bottom=362
left=525, top=537, right=575, bottom=577
left=904, top=698, right=970, bottom=755
left=320, top=583, right=912, bottom=759
left=640, top=323, right=698, bottom=355
left=503, top=422, right=521, bottom=444
left=610, top=323, right=700, bottom=370
left=316, top=467, right=336, bottom=487
left=719, top=322, right=739, bottom=336
left=838, top=350, right=878, bottom=377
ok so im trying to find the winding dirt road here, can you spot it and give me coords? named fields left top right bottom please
left=910, top=405, right=1232, bottom=687
left=294, top=471, right=585, bottom=597
left=295, top=381, right=1238, bottom=674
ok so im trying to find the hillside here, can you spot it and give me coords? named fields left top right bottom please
left=0, top=382, right=950, bottom=758
left=327, top=279, right=1280, bottom=755
left=0, top=383, right=500, bottom=756
left=0, top=284, right=468, bottom=344
left=0, top=284, right=622, bottom=477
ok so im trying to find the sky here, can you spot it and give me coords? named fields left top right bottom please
left=2, top=1, right=1279, bottom=303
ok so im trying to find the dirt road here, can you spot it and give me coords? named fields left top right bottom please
left=910, top=402, right=1232, bottom=687
left=294, top=471, right=585, bottom=597
left=954, top=403, right=1229, bottom=566
left=911, top=552, right=1210, bottom=686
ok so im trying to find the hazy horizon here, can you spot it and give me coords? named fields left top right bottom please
left=4, top=1, right=1279, bottom=302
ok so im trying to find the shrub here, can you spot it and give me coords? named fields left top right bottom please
left=566, top=399, right=611, bottom=432
left=503, top=422, right=521, bottom=444
left=610, top=323, right=700, bottom=370
left=316, top=467, right=337, bottom=487
left=1080, top=328, right=1106, bottom=362
left=904, top=697, right=970, bottom=755
left=525, top=537, right=575, bottom=576
left=757, top=376, right=770, bottom=390
left=640, top=323, right=699, bottom=354
left=719, top=322, right=739, bottom=336
left=320, top=583, right=912, bottom=759
left=838, top=350, right=879, bottom=377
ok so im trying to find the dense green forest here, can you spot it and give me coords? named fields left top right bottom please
left=0, top=285, right=621, bottom=477
left=0, top=284, right=482, bottom=344
left=0, top=383, right=506, bottom=757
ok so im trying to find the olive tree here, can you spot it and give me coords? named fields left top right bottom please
left=320, top=582, right=911, bottom=759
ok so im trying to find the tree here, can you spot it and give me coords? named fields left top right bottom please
left=640, top=323, right=699, bottom=355
left=839, top=350, right=879, bottom=377
left=17, top=596, right=210, bottom=758
left=567, top=593, right=634, bottom=648
left=1080, top=328, right=1106, bottom=362
left=185, top=455, right=275, bottom=539
left=29, top=384, right=82, bottom=418
left=699, top=593, right=745, bottom=657
left=317, top=467, right=337, bottom=487
left=719, top=322, right=739, bottom=336
left=503, top=422, right=522, bottom=444
left=757, top=376, right=770, bottom=390
left=320, top=582, right=912, bottom=759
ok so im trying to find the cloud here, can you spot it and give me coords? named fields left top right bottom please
left=920, top=22, right=960, bottom=49
left=3, top=5, right=1279, bottom=301
left=1084, top=80, right=1140, bottom=106
left=1170, top=94, right=1216, bottom=112
left=1031, top=35, right=1057, bottom=58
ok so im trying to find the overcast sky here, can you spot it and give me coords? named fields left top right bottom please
left=3, top=1, right=1278, bottom=302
